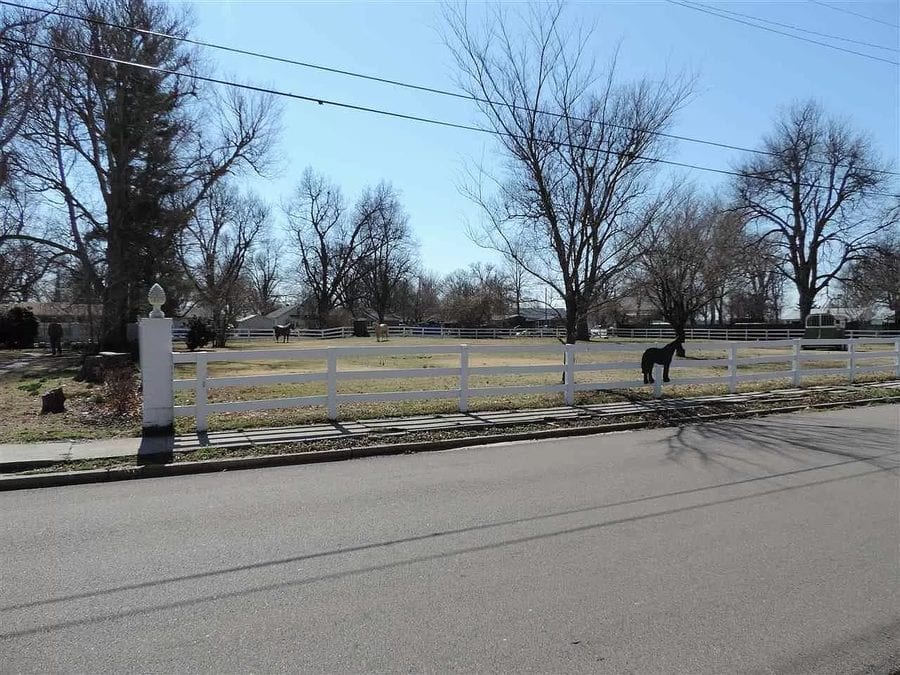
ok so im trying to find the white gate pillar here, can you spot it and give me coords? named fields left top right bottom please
left=140, top=283, right=174, bottom=435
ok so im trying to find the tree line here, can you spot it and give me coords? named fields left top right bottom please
left=0, top=1, right=896, bottom=349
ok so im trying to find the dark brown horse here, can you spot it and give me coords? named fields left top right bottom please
left=641, top=336, right=686, bottom=384
left=274, top=322, right=294, bottom=343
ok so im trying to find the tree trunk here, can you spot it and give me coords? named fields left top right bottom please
left=671, top=320, right=688, bottom=337
left=798, top=289, right=815, bottom=323
left=564, top=300, right=577, bottom=344
left=212, top=308, right=228, bottom=348
left=316, top=299, right=330, bottom=329
left=576, top=315, right=590, bottom=342
left=101, top=236, right=130, bottom=351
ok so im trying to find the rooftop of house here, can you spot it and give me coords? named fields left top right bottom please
left=0, top=302, right=103, bottom=320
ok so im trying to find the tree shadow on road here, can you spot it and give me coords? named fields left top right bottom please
left=664, top=414, right=899, bottom=473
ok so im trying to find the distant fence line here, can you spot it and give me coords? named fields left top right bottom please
left=27, top=322, right=900, bottom=345
left=610, top=327, right=900, bottom=340
left=168, top=325, right=900, bottom=342
left=170, top=325, right=568, bottom=341
left=159, top=337, right=900, bottom=431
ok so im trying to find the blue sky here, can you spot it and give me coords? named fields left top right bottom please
left=187, top=1, right=899, bottom=282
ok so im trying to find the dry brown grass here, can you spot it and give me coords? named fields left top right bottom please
left=169, top=337, right=897, bottom=434
left=1, top=338, right=895, bottom=442
left=0, top=353, right=141, bottom=443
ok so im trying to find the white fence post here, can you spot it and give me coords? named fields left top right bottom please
left=848, top=340, right=856, bottom=383
left=327, top=349, right=337, bottom=421
left=653, top=365, right=662, bottom=399
left=792, top=339, right=802, bottom=386
left=459, top=344, right=469, bottom=413
left=728, top=344, right=738, bottom=393
left=564, top=343, right=575, bottom=406
left=139, top=283, right=174, bottom=437
left=195, top=353, right=208, bottom=432
left=895, top=338, right=900, bottom=378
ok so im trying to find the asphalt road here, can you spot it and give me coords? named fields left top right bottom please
left=2, top=405, right=898, bottom=674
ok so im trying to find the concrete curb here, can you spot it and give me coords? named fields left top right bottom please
left=0, top=396, right=895, bottom=492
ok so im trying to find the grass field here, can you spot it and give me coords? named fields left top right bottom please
left=0, top=350, right=141, bottom=443
left=1, top=337, right=896, bottom=443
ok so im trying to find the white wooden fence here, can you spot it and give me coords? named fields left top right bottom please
left=609, top=327, right=900, bottom=340
left=171, top=325, right=566, bottom=341
left=166, top=337, right=900, bottom=431
left=171, top=324, right=900, bottom=343
left=172, top=326, right=355, bottom=340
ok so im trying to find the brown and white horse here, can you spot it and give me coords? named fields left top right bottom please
left=274, top=322, right=294, bottom=343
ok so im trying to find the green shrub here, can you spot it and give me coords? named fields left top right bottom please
left=0, top=306, right=39, bottom=348
left=184, top=317, right=213, bottom=351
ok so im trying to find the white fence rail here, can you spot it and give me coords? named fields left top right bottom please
left=172, top=326, right=355, bottom=340
left=610, top=327, right=900, bottom=340
left=386, top=326, right=567, bottom=339
left=166, top=337, right=900, bottom=431
left=170, top=324, right=900, bottom=343
left=171, top=325, right=566, bottom=341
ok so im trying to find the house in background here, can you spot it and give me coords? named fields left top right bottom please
left=820, top=300, right=896, bottom=327
left=357, top=309, right=405, bottom=327
left=493, top=306, right=565, bottom=328
left=267, top=305, right=308, bottom=327
left=234, top=313, right=276, bottom=330
left=233, top=305, right=309, bottom=330
left=0, top=302, right=103, bottom=343
left=597, top=296, right=659, bottom=326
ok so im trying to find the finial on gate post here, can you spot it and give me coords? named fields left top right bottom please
left=148, top=283, right=166, bottom=318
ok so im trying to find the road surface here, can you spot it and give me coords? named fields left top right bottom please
left=2, top=405, right=898, bottom=673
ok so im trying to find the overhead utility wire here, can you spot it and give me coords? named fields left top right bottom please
left=693, top=3, right=897, bottom=52
left=807, top=0, right=900, bottom=30
left=666, top=0, right=900, bottom=66
left=4, top=0, right=897, bottom=178
left=3, top=35, right=897, bottom=199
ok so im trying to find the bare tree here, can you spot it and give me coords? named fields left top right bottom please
left=504, top=255, right=532, bottom=316
left=734, top=100, right=897, bottom=322
left=396, top=272, right=442, bottom=325
left=356, top=182, right=418, bottom=322
left=837, top=229, right=900, bottom=324
left=726, top=235, right=784, bottom=323
left=633, top=188, right=742, bottom=335
left=178, top=185, right=268, bottom=347
left=3, top=0, right=279, bottom=349
left=0, top=4, right=47, bottom=184
left=441, top=262, right=509, bottom=326
left=0, top=185, right=59, bottom=301
left=285, top=167, right=380, bottom=327
left=246, top=242, right=282, bottom=316
left=444, top=2, right=692, bottom=342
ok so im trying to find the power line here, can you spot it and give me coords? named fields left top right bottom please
left=666, top=0, right=900, bottom=66
left=2, top=34, right=898, bottom=200
left=696, top=2, right=897, bottom=53
left=3, top=0, right=897, bottom=178
left=807, top=0, right=900, bottom=30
